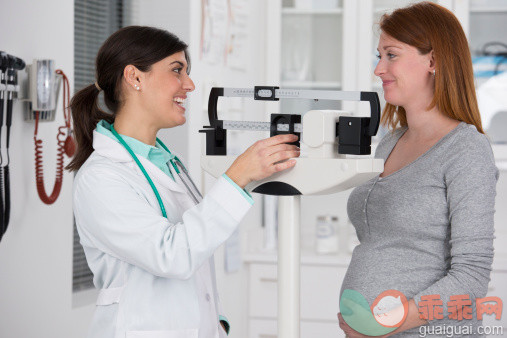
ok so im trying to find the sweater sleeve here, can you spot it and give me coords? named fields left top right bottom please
left=413, top=130, right=499, bottom=321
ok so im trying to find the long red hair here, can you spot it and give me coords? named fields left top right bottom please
left=379, top=2, right=483, bottom=133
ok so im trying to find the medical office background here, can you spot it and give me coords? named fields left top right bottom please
left=0, top=0, right=506, bottom=337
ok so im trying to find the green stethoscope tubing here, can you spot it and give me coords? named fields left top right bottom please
left=110, top=125, right=188, bottom=219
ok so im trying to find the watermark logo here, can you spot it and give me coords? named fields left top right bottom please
left=340, top=289, right=504, bottom=337
left=477, top=297, right=503, bottom=320
left=419, top=324, right=504, bottom=337
left=340, top=289, right=402, bottom=336
left=371, top=290, right=409, bottom=328
left=418, top=294, right=503, bottom=321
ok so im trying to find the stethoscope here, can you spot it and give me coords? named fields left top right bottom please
left=110, top=125, right=203, bottom=218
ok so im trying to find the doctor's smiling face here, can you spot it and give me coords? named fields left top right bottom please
left=374, top=32, right=435, bottom=109
left=128, top=51, right=195, bottom=129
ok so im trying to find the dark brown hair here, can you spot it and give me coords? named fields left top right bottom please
left=66, top=26, right=190, bottom=172
left=379, top=2, right=483, bottom=133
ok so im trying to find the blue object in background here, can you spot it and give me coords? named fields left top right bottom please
left=473, top=56, right=507, bottom=78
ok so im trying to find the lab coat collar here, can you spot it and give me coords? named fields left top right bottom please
left=92, top=130, right=186, bottom=194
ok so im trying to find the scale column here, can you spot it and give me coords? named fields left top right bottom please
left=278, top=195, right=301, bottom=338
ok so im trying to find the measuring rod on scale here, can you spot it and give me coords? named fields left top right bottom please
left=200, top=86, right=384, bottom=338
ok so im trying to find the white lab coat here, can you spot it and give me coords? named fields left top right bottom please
left=73, top=131, right=252, bottom=338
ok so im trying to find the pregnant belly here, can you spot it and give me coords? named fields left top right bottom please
left=339, top=246, right=447, bottom=336
left=340, top=245, right=447, bottom=311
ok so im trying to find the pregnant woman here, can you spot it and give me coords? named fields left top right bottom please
left=338, top=2, right=499, bottom=337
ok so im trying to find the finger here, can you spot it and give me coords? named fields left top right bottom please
left=265, top=143, right=299, bottom=157
left=263, top=134, right=298, bottom=147
left=338, top=317, right=345, bottom=327
left=270, top=150, right=300, bottom=164
left=273, top=159, right=297, bottom=172
left=341, top=325, right=353, bottom=335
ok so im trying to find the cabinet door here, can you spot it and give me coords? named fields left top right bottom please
left=249, top=319, right=277, bottom=338
left=249, top=264, right=278, bottom=318
left=302, top=321, right=345, bottom=338
left=249, top=263, right=347, bottom=321
left=301, top=265, right=345, bottom=321
left=249, top=319, right=346, bottom=338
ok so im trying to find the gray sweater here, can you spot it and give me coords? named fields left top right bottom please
left=341, top=122, right=499, bottom=337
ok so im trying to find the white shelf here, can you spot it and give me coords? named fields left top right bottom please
left=282, top=8, right=343, bottom=15
left=470, top=7, right=507, bottom=13
left=373, top=7, right=392, bottom=14
left=281, top=80, right=342, bottom=89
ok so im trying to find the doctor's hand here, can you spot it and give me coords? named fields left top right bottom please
left=225, top=134, right=300, bottom=189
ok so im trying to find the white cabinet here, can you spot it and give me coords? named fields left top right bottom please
left=247, top=260, right=348, bottom=337
left=452, top=0, right=507, bottom=144
left=249, top=264, right=346, bottom=320
left=249, top=319, right=344, bottom=338
left=267, top=0, right=359, bottom=115
left=278, top=0, right=346, bottom=90
left=265, top=0, right=507, bottom=128
left=452, top=0, right=507, bottom=47
left=354, top=0, right=507, bottom=136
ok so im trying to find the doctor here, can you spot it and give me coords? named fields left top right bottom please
left=68, top=26, right=299, bottom=338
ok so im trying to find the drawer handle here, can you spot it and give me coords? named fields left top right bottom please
left=259, top=335, right=277, bottom=338
left=260, top=277, right=278, bottom=283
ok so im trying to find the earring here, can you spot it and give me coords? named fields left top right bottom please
left=433, top=69, right=436, bottom=76
left=134, top=84, right=140, bottom=90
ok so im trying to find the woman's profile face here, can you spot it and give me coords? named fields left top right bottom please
left=140, top=51, right=195, bottom=128
left=374, top=32, right=434, bottom=108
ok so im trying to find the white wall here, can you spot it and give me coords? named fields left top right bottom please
left=0, top=0, right=269, bottom=337
left=133, top=0, right=191, bottom=160
left=186, top=1, right=268, bottom=337
left=0, top=0, right=95, bottom=337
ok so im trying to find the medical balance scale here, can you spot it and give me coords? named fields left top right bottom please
left=200, top=86, right=384, bottom=338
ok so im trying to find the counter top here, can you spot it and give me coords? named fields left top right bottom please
left=243, top=250, right=352, bottom=266
left=244, top=250, right=507, bottom=271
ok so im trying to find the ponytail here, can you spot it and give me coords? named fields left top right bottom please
left=65, top=84, right=113, bottom=172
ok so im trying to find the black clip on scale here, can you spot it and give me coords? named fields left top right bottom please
left=200, top=86, right=380, bottom=156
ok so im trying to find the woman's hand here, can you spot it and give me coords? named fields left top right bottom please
left=338, top=313, right=389, bottom=338
left=225, top=134, right=300, bottom=188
